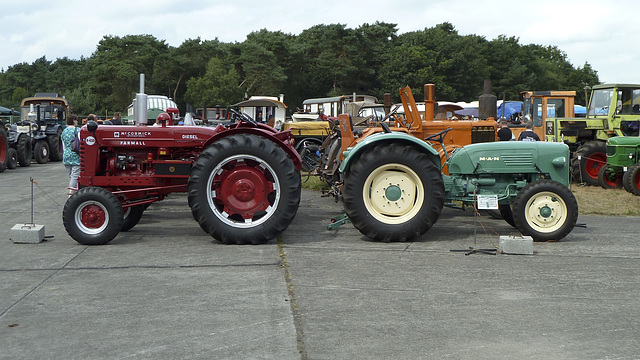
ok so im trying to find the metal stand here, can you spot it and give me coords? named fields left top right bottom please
left=450, top=192, right=496, bottom=256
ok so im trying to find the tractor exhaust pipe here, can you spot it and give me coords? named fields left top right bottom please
left=134, top=74, right=148, bottom=126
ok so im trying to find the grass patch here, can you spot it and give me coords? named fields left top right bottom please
left=571, top=185, right=640, bottom=216
left=300, top=173, right=330, bottom=192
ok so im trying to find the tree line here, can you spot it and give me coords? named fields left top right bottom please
left=0, top=22, right=599, bottom=117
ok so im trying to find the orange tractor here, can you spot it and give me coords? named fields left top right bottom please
left=319, top=83, right=497, bottom=198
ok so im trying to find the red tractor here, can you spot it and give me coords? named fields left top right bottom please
left=62, top=110, right=302, bottom=245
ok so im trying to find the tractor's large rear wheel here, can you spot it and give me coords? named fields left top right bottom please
left=512, top=180, right=578, bottom=242
left=34, top=139, right=50, bottom=164
left=48, top=129, right=63, bottom=161
left=16, top=135, right=32, bottom=167
left=121, top=205, right=145, bottom=232
left=63, top=187, right=124, bottom=245
left=0, top=126, right=7, bottom=173
left=342, top=143, right=444, bottom=242
left=188, top=134, right=301, bottom=244
left=622, top=165, right=640, bottom=196
left=571, top=141, right=606, bottom=186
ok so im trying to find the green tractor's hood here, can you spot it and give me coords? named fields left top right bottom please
left=607, top=136, right=640, bottom=146
left=447, top=141, right=571, bottom=185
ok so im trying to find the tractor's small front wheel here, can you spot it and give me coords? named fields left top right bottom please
left=598, top=166, right=623, bottom=189
left=16, top=135, right=32, bottom=167
left=63, top=187, right=124, bottom=245
left=622, top=165, right=640, bottom=196
left=512, top=180, right=578, bottom=242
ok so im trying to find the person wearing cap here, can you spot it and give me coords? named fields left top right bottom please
left=517, top=121, right=540, bottom=141
left=497, top=119, right=514, bottom=141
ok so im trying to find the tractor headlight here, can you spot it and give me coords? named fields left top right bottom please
left=31, top=123, right=39, bottom=131
left=552, top=156, right=567, bottom=168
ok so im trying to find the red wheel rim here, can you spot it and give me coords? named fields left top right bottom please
left=81, top=204, right=107, bottom=229
left=216, top=161, right=273, bottom=218
left=207, top=155, right=280, bottom=228
left=585, top=153, right=606, bottom=179
left=604, top=171, right=622, bottom=187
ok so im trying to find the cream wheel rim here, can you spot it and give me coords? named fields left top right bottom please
left=524, top=191, right=567, bottom=233
left=363, top=163, right=423, bottom=224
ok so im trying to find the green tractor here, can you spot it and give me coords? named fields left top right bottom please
left=601, top=136, right=640, bottom=195
left=334, top=116, right=579, bottom=242
left=545, top=83, right=640, bottom=186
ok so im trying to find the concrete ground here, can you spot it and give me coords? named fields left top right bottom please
left=1, top=161, right=639, bottom=360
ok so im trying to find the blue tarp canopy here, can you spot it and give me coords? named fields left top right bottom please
left=496, top=101, right=523, bottom=120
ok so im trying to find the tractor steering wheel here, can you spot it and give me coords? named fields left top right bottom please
left=229, top=109, right=259, bottom=126
left=424, top=128, right=453, bottom=143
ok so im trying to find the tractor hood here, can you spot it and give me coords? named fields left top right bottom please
left=447, top=141, right=571, bottom=186
left=607, top=136, right=640, bottom=146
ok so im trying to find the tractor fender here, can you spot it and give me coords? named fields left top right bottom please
left=44, top=123, right=63, bottom=135
left=339, top=132, right=441, bottom=173
left=202, top=127, right=302, bottom=170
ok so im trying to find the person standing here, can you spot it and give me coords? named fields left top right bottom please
left=517, top=121, right=540, bottom=141
left=497, top=119, right=514, bottom=141
left=61, top=114, right=81, bottom=197
left=111, top=112, right=122, bottom=125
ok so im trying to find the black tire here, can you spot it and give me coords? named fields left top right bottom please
left=6, top=148, right=18, bottom=169
left=512, top=180, right=578, bottom=242
left=187, top=133, right=301, bottom=244
left=121, top=205, right=145, bottom=232
left=622, top=165, right=640, bottom=196
left=62, top=187, right=124, bottom=245
left=297, top=139, right=322, bottom=172
left=598, top=166, right=623, bottom=189
left=34, top=140, right=50, bottom=164
left=0, top=125, right=7, bottom=172
left=571, top=141, right=606, bottom=186
left=16, top=135, right=32, bottom=167
left=499, top=204, right=516, bottom=228
left=48, top=130, right=63, bottom=161
left=342, top=143, right=445, bottom=242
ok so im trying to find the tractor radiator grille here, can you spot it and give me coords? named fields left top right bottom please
left=471, top=127, right=495, bottom=143
left=501, top=154, right=534, bottom=166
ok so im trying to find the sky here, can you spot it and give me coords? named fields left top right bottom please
left=1, top=0, right=639, bottom=85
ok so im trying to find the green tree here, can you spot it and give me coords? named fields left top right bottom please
left=184, top=57, right=243, bottom=108
left=12, top=87, right=29, bottom=106
left=234, top=42, right=287, bottom=97
left=88, top=34, right=169, bottom=114
left=152, top=37, right=230, bottom=112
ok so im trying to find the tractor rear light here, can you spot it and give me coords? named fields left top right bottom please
left=147, top=152, right=154, bottom=161
left=158, top=147, right=169, bottom=156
